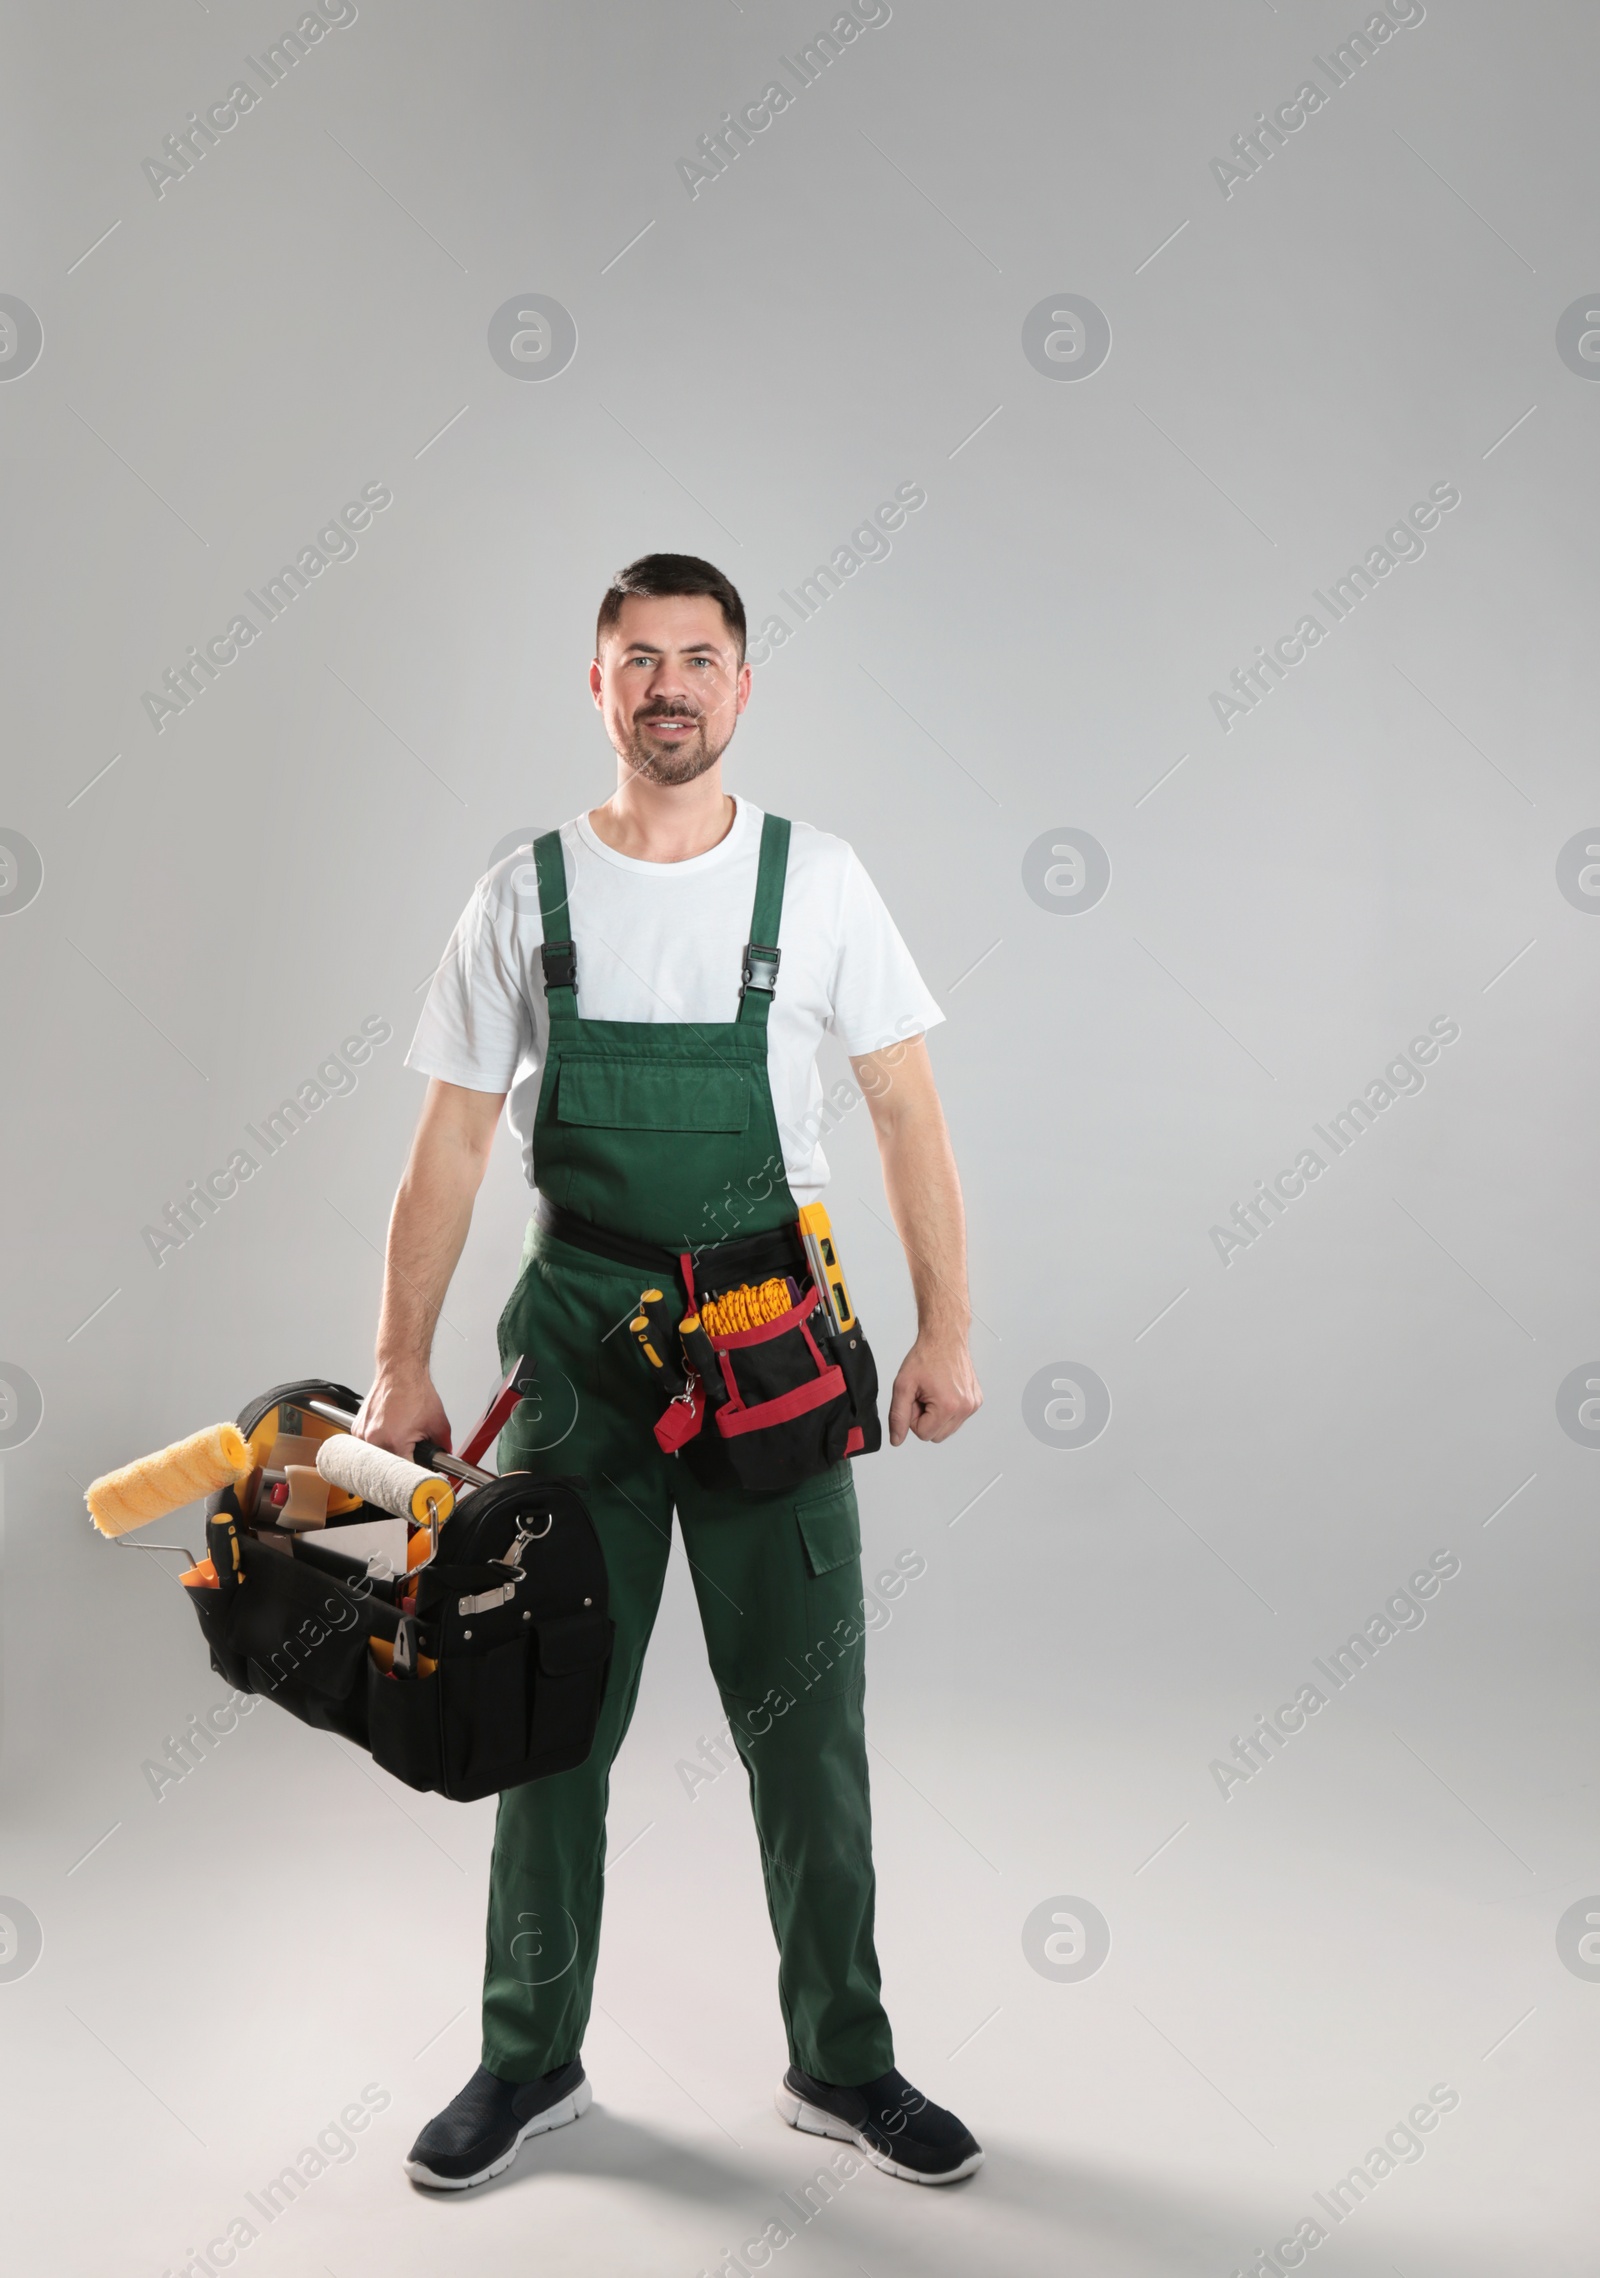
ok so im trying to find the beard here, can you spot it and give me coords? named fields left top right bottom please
left=619, top=705, right=735, bottom=785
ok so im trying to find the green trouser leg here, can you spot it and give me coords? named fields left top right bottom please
left=480, top=1226, right=895, bottom=2088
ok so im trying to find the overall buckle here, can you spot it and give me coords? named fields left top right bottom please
left=741, top=942, right=780, bottom=995
left=541, top=940, right=577, bottom=992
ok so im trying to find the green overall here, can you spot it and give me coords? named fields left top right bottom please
left=481, top=811, right=895, bottom=2086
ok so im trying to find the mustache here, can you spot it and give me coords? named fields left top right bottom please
left=636, top=703, right=702, bottom=722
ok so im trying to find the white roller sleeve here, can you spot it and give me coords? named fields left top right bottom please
left=315, top=1435, right=455, bottom=1524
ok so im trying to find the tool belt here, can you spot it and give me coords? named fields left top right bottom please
left=536, top=1197, right=883, bottom=1494
left=182, top=1378, right=614, bottom=1803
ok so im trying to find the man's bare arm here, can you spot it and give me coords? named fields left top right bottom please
left=356, top=1077, right=506, bottom=1456
left=848, top=1034, right=982, bottom=1446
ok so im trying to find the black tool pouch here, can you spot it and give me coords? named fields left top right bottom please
left=670, top=1228, right=883, bottom=1490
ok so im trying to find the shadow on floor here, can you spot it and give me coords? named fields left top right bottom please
left=404, top=2096, right=1497, bottom=2278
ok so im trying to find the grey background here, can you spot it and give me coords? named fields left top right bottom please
left=2, top=0, right=1596, bottom=2271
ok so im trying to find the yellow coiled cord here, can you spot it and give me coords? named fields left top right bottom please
left=700, top=1277, right=794, bottom=1336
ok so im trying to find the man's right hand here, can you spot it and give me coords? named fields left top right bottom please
left=355, top=1366, right=453, bottom=1460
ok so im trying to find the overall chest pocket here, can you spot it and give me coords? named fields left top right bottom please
left=555, top=1057, right=751, bottom=1134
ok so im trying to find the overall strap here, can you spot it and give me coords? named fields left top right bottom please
left=737, top=812, right=791, bottom=1030
left=533, top=830, right=578, bottom=1015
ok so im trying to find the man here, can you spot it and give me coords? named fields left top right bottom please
left=359, top=553, right=984, bottom=2192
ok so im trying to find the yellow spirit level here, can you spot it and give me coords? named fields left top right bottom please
left=797, top=1203, right=856, bottom=1334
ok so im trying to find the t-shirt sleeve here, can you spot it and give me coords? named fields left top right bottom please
left=825, top=845, right=946, bottom=1056
left=404, top=877, right=534, bottom=1094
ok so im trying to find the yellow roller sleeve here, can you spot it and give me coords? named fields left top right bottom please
left=86, top=1421, right=253, bottom=1538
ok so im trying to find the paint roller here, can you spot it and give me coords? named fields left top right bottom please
left=85, top=1422, right=254, bottom=1539
left=313, top=1435, right=456, bottom=1527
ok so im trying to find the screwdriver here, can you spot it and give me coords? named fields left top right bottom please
left=634, top=1288, right=690, bottom=1398
left=679, top=1315, right=728, bottom=1410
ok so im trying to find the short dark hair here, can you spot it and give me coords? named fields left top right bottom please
left=596, top=553, right=747, bottom=661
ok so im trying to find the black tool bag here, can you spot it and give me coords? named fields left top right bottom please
left=182, top=1379, right=614, bottom=1803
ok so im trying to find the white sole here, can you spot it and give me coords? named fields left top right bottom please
left=404, top=2076, right=591, bottom=2190
left=774, top=2080, right=984, bottom=2186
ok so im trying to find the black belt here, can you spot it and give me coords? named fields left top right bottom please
left=533, top=1195, right=806, bottom=1287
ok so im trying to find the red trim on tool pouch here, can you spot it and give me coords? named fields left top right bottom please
left=714, top=1366, right=848, bottom=1435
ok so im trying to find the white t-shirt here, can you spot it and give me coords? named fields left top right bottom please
left=405, top=796, right=945, bottom=1206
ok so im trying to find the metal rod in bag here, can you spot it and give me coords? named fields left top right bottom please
left=305, top=1402, right=497, bottom=1488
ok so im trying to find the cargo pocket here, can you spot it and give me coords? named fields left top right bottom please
left=439, top=1638, right=531, bottom=1802
left=790, top=1479, right=866, bottom=1703
left=366, top=1654, right=445, bottom=1794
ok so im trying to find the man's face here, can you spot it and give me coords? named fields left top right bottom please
left=591, top=594, right=750, bottom=785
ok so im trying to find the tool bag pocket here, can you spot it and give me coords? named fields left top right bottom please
left=702, top=1283, right=854, bottom=1493
left=439, top=1636, right=529, bottom=1800
left=529, top=1609, right=615, bottom=1772
left=363, top=1563, right=614, bottom=1804
left=201, top=1533, right=377, bottom=1742
left=366, top=1652, right=445, bottom=1791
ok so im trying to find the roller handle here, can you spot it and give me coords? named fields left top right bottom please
left=411, top=1436, right=497, bottom=1491
left=304, top=1401, right=496, bottom=1488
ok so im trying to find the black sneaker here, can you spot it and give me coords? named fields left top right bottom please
left=776, top=2063, right=983, bottom=2185
left=404, top=2059, right=590, bottom=2190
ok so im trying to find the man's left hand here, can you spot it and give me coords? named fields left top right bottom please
left=887, top=1331, right=982, bottom=1446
